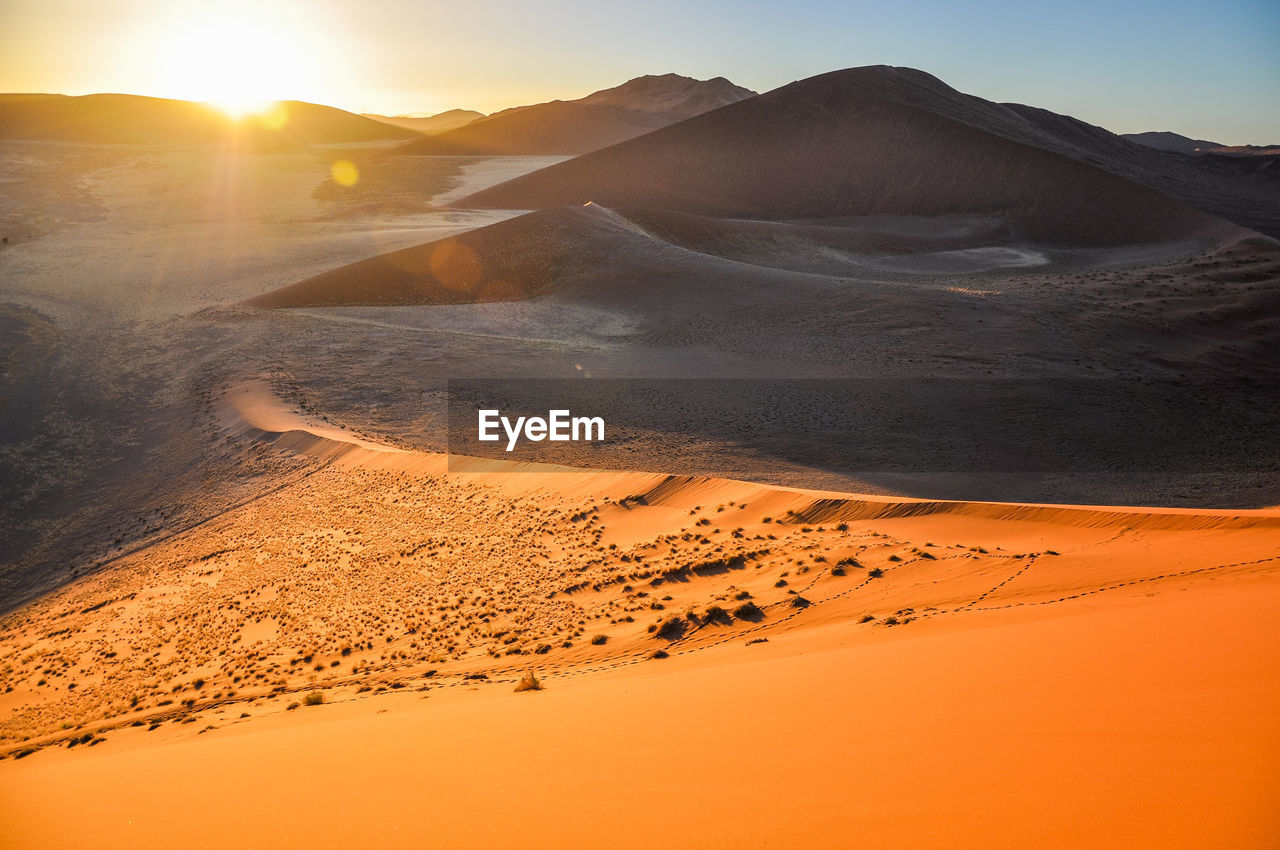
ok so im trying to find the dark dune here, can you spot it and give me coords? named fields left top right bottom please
left=613, top=207, right=1013, bottom=272
left=240, top=203, right=1021, bottom=309
left=988, top=108, right=1280, bottom=238
left=456, top=66, right=1256, bottom=246
left=241, top=198, right=1280, bottom=509
left=396, top=74, right=756, bottom=156
left=241, top=206, right=611, bottom=308
left=0, top=93, right=419, bottom=146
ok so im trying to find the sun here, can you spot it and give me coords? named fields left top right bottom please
left=140, top=5, right=336, bottom=118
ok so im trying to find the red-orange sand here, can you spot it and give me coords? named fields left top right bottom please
left=1, top=384, right=1277, bottom=848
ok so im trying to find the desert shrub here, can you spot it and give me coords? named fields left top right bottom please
left=867, top=568, right=885, bottom=578
left=590, top=634, right=608, bottom=645
left=514, top=671, right=542, bottom=693
left=701, top=605, right=732, bottom=626
left=651, top=649, right=669, bottom=659
left=859, top=614, right=875, bottom=623
left=655, top=616, right=685, bottom=640
left=303, top=692, right=324, bottom=706
left=733, top=602, right=764, bottom=621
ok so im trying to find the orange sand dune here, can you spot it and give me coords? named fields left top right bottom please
left=230, top=380, right=1280, bottom=534
left=1, top=383, right=1276, bottom=848
left=3, top=578, right=1278, bottom=850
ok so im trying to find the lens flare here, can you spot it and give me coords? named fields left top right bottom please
left=331, top=160, right=359, bottom=188
left=429, top=241, right=483, bottom=292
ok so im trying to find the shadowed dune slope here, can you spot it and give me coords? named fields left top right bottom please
left=457, top=66, right=1252, bottom=246
left=612, top=207, right=1013, bottom=268
left=0, top=93, right=419, bottom=145
left=993, top=108, right=1280, bottom=239
left=241, top=205, right=618, bottom=308
left=242, top=201, right=1277, bottom=311
left=396, top=74, right=756, bottom=156
left=239, top=202, right=1027, bottom=309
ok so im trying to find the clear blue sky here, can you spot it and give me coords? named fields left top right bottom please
left=3, top=0, right=1277, bottom=143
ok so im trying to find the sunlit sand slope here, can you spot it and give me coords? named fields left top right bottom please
left=1, top=383, right=1276, bottom=848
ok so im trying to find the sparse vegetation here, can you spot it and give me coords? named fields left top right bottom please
left=514, top=671, right=542, bottom=692
left=655, top=616, right=686, bottom=640
left=701, top=605, right=732, bottom=626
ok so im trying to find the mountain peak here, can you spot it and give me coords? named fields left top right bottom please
left=575, top=73, right=756, bottom=119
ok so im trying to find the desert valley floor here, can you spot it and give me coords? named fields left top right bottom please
left=1, top=85, right=1278, bottom=849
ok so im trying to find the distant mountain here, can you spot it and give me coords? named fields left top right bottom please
left=396, top=74, right=757, bottom=156
left=361, top=109, right=484, bottom=135
left=1123, top=131, right=1225, bottom=154
left=575, top=74, right=757, bottom=120
left=457, top=66, right=1247, bottom=247
left=0, top=93, right=419, bottom=146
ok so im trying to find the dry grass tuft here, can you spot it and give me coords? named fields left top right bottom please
left=514, top=670, right=542, bottom=693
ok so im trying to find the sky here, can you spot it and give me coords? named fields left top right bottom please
left=1, top=0, right=1277, bottom=143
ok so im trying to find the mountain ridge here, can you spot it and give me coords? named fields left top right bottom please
left=361, top=108, right=484, bottom=135
left=0, top=92, right=419, bottom=146
left=395, top=73, right=757, bottom=156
